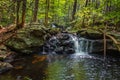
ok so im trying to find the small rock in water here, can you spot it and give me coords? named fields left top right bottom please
left=66, top=76, right=71, bottom=79
left=16, top=76, right=22, bottom=80
left=71, top=74, right=75, bottom=78
left=42, top=52, right=47, bottom=54
left=0, top=62, right=13, bottom=74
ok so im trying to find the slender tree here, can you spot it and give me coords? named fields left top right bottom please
left=16, top=0, right=21, bottom=26
left=85, top=0, right=89, bottom=7
left=72, top=0, right=77, bottom=21
left=57, top=0, right=60, bottom=23
left=33, top=0, right=39, bottom=22
left=10, top=0, right=16, bottom=24
left=45, top=0, right=50, bottom=26
left=51, top=0, right=55, bottom=22
left=21, top=0, right=27, bottom=27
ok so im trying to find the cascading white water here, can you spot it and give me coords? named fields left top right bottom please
left=69, top=34, right=85, bottom=55
left=45, top=33, right=94, bottom=55
left=69, top=34, right=94, bottom=55
left=89, top=40, right=94, bottom=53
left=69, top=35, right=79, bottom=53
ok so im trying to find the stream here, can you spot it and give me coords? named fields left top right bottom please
left=0, top=54, right=120, bottom=80
left=0, top=33, right=120, bottom=80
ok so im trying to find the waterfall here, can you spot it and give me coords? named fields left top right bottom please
left=69, top=34, right=84, bottom=55
left=44, top=33, right=95, bottom=55
left=69, top=34, right=94, bottom=55
left=89, top=41, right=94, bottom=53
left=70, top=35, right=80, bottom=53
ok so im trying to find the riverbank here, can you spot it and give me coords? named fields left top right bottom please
left=0, top=25, right=120, bottom=75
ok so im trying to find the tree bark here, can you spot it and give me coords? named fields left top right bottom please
left=85, top=0, right=89, bottom=7
left=51, top=0, right=55, bottom=22
left=10, top=0, right=16, bottom=24
left=104, top=24, right=107, bottom=60
left=16, top=0, right=21, bottom=26
left=21, top=0, right=27, bottom=27
left=72, top=0, right=77, bottom=21
left=45, top=0, right=50, bottom=26
left=33, top=0, right=39, bottom=22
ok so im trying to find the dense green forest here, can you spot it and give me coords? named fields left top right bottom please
left=1, top=0, right=120, bottom=80
left=0, top=0, right=120, bottom=30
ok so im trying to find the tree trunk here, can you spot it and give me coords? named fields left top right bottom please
left=21, top=0, right=27, bottom=27
left=68, top=1, right=71, bottom=23
left=45, top=0, right=50, bottom=27
left=85, top=0, right=89, bottom=7
left=104, top=24, right=107, bottom=60
left=33, top=0, right=39, bottom=22
left=16, top=0, right=21, bottom=26
left=10, top=0, right=16, bottom=24
left=51, top=0, right=55, bottom=22
left=64, top=0, right=68, bottom=24
left=57, top=0, right=60, bottom=23
left=72, top=0, right=77, bottom=21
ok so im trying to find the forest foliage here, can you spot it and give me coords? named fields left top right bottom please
left=0, top=0, right=120, bottom=31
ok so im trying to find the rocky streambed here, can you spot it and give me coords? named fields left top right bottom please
left=0, top=25, right=120, bottom=74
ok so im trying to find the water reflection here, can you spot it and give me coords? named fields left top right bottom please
left=0, top=54, right=120, bottom=80
left=45, top=54, right=120, bottom=80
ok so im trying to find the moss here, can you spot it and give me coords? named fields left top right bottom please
left=5, top=25, right=59, bottom=54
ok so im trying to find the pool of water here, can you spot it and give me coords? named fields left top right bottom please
left=0, top=53, right=120, bottom=80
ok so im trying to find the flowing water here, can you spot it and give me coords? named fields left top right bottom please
left=69, top=34, right=80, bottom=54
left=69, top=34, right=93, bottom=55
left=0, top=35, right=120, bottom=80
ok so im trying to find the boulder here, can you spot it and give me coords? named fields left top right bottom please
left=77, top=29, right=103, bottom=39
left=5, top=25, right=60, bottom=54
left=54, top=47, right=64, bottom=54
left=64, top=48, right=75, bottom=54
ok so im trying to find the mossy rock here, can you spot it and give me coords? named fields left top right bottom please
left=77, top=29, right=103, bottom=39
left=5, top=25, right=60, bottom=54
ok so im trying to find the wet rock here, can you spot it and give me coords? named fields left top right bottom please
left=0, top=62, right=13, bottom=74
left=64, top=48, right=75, bottom=54
left=5, top=26, right=60, bottom=54
left=0, top=45, right=16, bottom=61
left=49, top=36, right=59, bottom=46
left=77, top=29, right=118, bottom=53
left=4, top=52, right=16, bottom=63
left=16, top=76, right=22, bottom=80
left=55, top=47, right=64, bottom=54
left=58, top=33, right=70, bottom=40
left=62, top=41, right=74, bottom=48
left=44, top=33, right=75, bottom=54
